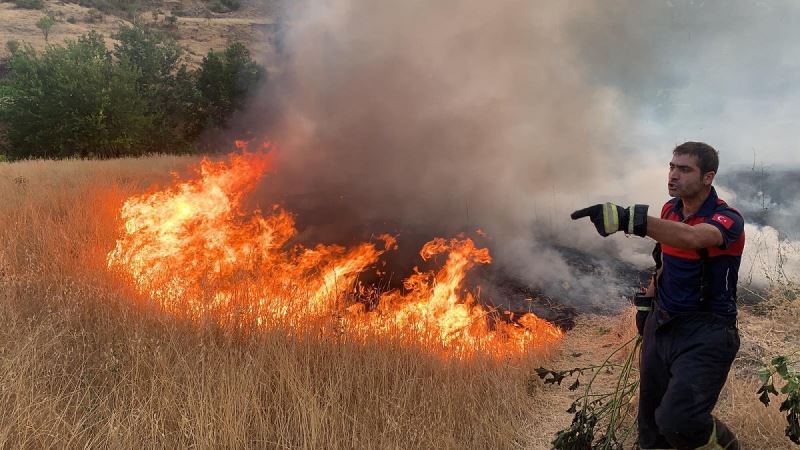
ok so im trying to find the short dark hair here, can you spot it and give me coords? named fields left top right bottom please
left=673, top=141, right=719, bottom=175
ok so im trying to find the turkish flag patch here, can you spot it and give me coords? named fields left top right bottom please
left=712, top=213, right=734, bottom=230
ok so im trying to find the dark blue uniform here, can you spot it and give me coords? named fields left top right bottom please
left=638, top=187, right=745, bottom=449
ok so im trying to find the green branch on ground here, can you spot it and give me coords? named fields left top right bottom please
left=530, top=335, right=641, bottom=450
left=757, top=353, right=800, bottom=444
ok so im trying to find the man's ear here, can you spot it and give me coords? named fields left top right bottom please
left=703, top=171, right=716, bottom=186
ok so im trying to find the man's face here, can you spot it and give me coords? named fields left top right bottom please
left=668, top=153, right=713, bottom=198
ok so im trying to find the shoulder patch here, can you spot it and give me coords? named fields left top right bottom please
left=712, top=213, right=734, bottom=230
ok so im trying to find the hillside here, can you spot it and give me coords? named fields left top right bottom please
left=0, top=0, right=282, bottom=69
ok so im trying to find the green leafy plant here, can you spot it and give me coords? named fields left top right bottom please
left=0, top=25, right=266, bottom=160
left=13, top=0, right=44, bottom=10
left=191, top=41, right=266, bottom=132
left=6, top=40, right=20, bottom=55
left=0, top=33, right=153, bottom=159
left=757, top=353, right=800, bottom=444
left=531, top=335, right=641, bottom=449
left=36, top=15, right=56, bottom=42
left=209, top=0, right=241, bottom=13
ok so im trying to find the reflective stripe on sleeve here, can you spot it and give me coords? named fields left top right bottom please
left=603, top=202, right=619, bottom=233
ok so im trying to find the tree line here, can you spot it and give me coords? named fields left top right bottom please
left=0, top=23, right=265, bottom=159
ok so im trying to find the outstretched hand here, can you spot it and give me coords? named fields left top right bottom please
left=571, top=203, right=649, bottom=237
left=570, top=205, right=603, bottom=221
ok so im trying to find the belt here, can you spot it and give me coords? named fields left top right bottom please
left=653, top=299, right=736, bottom=329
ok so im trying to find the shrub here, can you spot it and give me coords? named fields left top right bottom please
left=36, top=15, right=56, bottom=42
left=6, top=40, right=20, bottom=56
left=209, top=0, right=241, bottom=13
left=66, top=0, right=129, bottom=14
left=191, top=42, right=265, bottom=133
left=67, top=16, right=77, bottom=24
left=0, top=26, right=267, bottom=160
left=0, top=33, right=154, bottom=159
left=13, top=0, right=44, bottom=10
left=112, top=24, right=196, bottom=146
left=86, top=9, right=104, bottom=23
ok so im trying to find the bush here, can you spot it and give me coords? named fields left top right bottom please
left=85, top=9, right=104, bottom=23
left=0, top=34, right=154, bottom=159
left=112, top=24, right=195, bottom=146
left=67, top=0, right=126, bottom=13
left=0, top=26, right=266, bottom=160
left=208, top=0, right=241, bottom=13
left=6, top=40, right=20, bottom=56
left=36, top=15, right=56, bottom=42
left=13, top=0, right=44, bottom=10
left=67, top=16, right=77, bottom=24
left=191, top=42, right=265, bottom=132
left=164, top=14, right=178, bottom=27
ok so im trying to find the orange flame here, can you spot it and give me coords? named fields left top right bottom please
left=107, top=147, right=562, bottom=358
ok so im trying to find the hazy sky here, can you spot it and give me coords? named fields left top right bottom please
left=572, top=0, right=800, bottom=168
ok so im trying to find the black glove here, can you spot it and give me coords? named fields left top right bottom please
left=570, top=203, right=649, bottom=237
left=633, top=294, right=653, bottom=336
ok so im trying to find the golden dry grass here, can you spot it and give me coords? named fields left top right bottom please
left=0, top=155, right=551, bottom=449
left=718, top=293, right=800, bottom=450
left=2, top=155, right=798, bottom=449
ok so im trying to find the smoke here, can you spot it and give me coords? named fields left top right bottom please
left=740, top=224, right=800, bottom=289
left=567, top=0, right=800, bottom=167
left=239, top=0, right=800, bottom=311
left=240, top=0, right=647, bottom=310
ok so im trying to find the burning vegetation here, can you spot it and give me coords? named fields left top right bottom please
left=106, top=144, right=562, bottom=358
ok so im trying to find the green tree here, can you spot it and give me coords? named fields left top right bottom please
left=113, top=23, right=195, bottom=148
left=192, top=42, right=265, bottom=134
left=0, top=26, right=267, bottom=160
left=0, top=33, right=153, bottom=159
left=36, top=15, right=55, bottom=42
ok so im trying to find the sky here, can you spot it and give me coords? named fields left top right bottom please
left=570, top=0, right=800, bottom=168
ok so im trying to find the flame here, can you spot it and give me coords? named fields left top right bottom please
left=107, top=146, right=562, bottom=358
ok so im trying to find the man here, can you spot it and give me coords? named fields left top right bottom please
left=571, top=142, right=744, bottom=450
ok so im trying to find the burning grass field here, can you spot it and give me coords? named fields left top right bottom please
left=1, top=153, right=798, bottom=449
left=0, top=153, right=558, bottom=448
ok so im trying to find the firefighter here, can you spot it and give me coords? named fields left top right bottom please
left=571, top=142, right=744, bottom=450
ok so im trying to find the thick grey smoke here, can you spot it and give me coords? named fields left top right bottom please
left=253, top=0, right=641, bottom=311
left=245, top=0, right=800, bottom=311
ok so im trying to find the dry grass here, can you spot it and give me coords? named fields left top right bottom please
left=717, top=291, right=800, bottom=450
left=2, top=155, right=798, bottom=449
left=0, top=155, right=550, bottom=449
left=716, top=374, right=794, bottom=449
